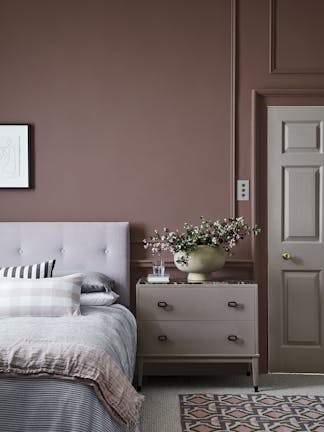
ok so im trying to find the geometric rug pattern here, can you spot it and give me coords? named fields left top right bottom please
left=179, top=393, right=324, bottom=432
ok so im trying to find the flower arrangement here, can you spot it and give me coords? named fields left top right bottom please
left=143, top=216, right=261, bottom=265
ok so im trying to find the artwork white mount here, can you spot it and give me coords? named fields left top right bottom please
left=0, top=124, right=30, bottom=188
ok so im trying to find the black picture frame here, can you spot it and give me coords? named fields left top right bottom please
left=0, top=124, right=30, bottom=189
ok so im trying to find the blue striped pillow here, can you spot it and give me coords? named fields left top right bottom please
left=0, top=260, right=56, bottom=279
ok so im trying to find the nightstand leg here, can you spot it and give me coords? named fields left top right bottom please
left=252, top=357, right=259, bottom=392
left=137, top=357, right=144, bottom=391
left=246, top=363, right=252, bottom=376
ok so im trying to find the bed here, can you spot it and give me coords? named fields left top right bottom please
left=0, top=222, right=141, bottom=432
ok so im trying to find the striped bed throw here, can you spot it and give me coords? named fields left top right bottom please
left=0, top=274, right=82, bottom=317
left=0, top=260, right=55, bottom=279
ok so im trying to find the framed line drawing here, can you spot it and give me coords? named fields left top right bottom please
left=0, top=124, right=30, bottom=188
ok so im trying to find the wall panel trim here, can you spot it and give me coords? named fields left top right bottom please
left=230, top=0, right=237, bottom=216
left=131, top=259, right=253, bottom=269
left=268, top=0, right=276, bottom=74
left=269, top=0, right=324, bottom=74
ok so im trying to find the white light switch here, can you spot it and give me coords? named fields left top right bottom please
left=237, top=180, right=249, bottom=201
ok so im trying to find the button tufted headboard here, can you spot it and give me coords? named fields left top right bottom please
left=0, top=222, right=130, bottom=307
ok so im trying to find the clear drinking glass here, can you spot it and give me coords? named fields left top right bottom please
left=152, top=259, right=165, bottom=276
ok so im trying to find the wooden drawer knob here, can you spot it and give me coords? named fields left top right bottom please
left=158, top=335, right=168, bottom=341
left=157, top=301, right=168, bottom=308
left=227, top=335, right=238, bottom=342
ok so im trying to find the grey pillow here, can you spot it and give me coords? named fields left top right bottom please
left=81, top=271, right=115, bottom=293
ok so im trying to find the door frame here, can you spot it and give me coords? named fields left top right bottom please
left=251, top=89, right=324, bottom=372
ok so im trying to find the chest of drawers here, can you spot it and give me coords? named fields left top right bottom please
left=136, top=280, right=259, bottom=390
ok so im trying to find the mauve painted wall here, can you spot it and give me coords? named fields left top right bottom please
left=236, top=0, right=324, bottom=246
left=0, top=0, right=230, bottom=232
left=3, top=0, right=324, bottom=239
left=2, top=0, right=324, bottom=368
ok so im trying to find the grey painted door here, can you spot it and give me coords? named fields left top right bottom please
left=268, top=106, right=324, bottom=372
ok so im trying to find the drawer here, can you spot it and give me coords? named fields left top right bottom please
left=138, top=321, right=256, bottom=355
left=137, top=286, right=255, bottom=321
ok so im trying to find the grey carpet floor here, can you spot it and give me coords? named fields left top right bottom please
left=140, top=373, right=324, bottom=432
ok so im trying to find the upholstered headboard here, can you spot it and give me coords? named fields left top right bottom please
left=0, top=222, right=130, bottom=307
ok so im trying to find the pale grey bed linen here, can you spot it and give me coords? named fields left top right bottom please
left=0, top=304, right=136, bottom=381
left=0, top=305, right=141, bottom=432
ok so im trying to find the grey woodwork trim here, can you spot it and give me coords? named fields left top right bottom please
left=269, top=0, right=324, bottom=74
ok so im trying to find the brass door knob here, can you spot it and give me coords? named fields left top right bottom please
left=282, top=252, right=292, bottom=260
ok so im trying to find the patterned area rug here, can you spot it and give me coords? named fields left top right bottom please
left=179, top=393, right=324, bottom=432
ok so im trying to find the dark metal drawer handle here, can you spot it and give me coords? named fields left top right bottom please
left=227, top=301, right=238, bottom=308
left=157, top=301, right=168, bottom=308
left=158, top=335, right=168, bottom=341
left=227, top=335, right=238, bottom=342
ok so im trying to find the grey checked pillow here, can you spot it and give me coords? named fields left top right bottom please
left=0, top=259, right=56, bottom=279
left=0, top=274, right=81, bottom=317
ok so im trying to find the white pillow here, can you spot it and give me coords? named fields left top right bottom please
left=80, top=291, right=119, bottom=306
left=0, top=274, right=82, bottom=317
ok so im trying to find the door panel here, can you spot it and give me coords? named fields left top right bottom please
left=283, top=167, right=320, bottom=240
left=283, top=271, right=320, bottom=345
left=283, top=121, right=322, bottom=153
left=268, top=106, right=324, bottom=372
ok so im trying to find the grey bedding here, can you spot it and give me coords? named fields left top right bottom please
left=0, top=305, right=141, bottom=432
